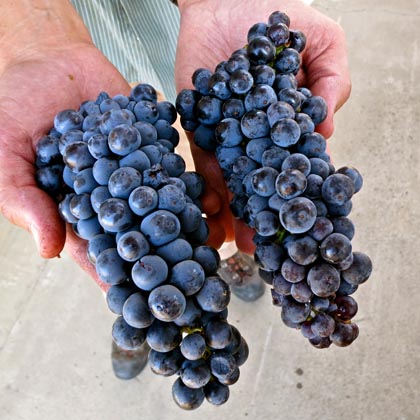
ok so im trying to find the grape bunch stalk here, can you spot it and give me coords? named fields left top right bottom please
left=175, top=10, right=372, bottom=348
left=34, top=83, right=249, bottom=410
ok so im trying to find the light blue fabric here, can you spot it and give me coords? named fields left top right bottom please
left=70, top=0, right=180, bottom=102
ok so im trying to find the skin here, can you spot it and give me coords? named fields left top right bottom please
left=0, top=0, right=351, bottom=289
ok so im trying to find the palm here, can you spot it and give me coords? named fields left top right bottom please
left=0, top=45, right=131, bottom=288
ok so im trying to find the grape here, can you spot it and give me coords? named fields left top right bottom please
left=172, top=377, right=205, bottom=411
left=133, top=100, right=159, bottom=124
left=128, top=185, right=158, bottom=216
left=281, top=153, right=311, bottom=176
left=205, top=319, right=233, bottom=350
left=74, top=216, right=102, bottom=240
left=92, top=157, right=119, bottom=187
left=193, top=246, right=221, bottom=276
left=295, top=113, right=315, bottom=136
left=274, top=48, right=301, bottom=74
left=331, top=216, right=355, bottom=240
left=180, top=359, right=211, bottom=389
left=117, top=230, right=150, bottom=262
left=331, top=295, right=358, bottom=321
left=246, top=137, right=273, bottom=163
left=254, top=210, right=280, bottom=236
left=307, top=263, right=340, bottom=298
left=322, top=173, right=355, bottom=205
left=208, top=71, right=231, bottom=100
left=119, top=149, right=151, bottom=172
left=130, top=83, right=157, bottom=103
left=311, top=313, right=335, bottom=338
left=261, top=146, right=290, bottom=171
left=229, top=69, right=254, bottom=95
left=247, top=22, right=268, bottom=42
left=35, top=164, right=63, bottom=196
left=173, top=298, right=202, bottom=328
left=112, top=316, right=146, bottom=351
left=146, top=320, right=181, bottom=353
left=247, top=36, right=276, bottom=65
left=251, top=64, right=276, bottom=86
left=54, top=109, right=83, bottom=134
left=241, top=109, right=270, bottom=139
left=300, top=95, right=328, bottom=125
left=330, top=322, right=359, bottom=347
left=275, top=168, right=307, bottom=199
left=70, top=193, right=94, bottom=220
left=267, top=22, right=290, bottom=46
left=281, top=258, right=306, bottom=283
left=215, top=118, right=243, bottom=147
left=291, top=281, right=313, bottom=303
left=170, top=260, right=205, bottom=296
left=98, top=197, right=134, bottom=232
left=320, top=233, right=353, bottom=264
left=177, top=11, right=372, bottom=354
left=342, top=252, right=373, bottom=285
left=244, top=84, right=277, bottom=111
left=96, top=248, right=129, bottom=285
left=123, top=292, right=154, bottom=328
left=156, top=238, right=194, bottom=266
left=180, top=333, right=207, bottom=361
left=148, top=347, right=184, bottom=376
left=279, top=197, right=317, bottom=234
left=140, top=209, right=180, bottom=246
left=108, top=167, right=142, bottom=199
left=285, top=235, right=319, bottom=266
left=271, top=118, right=301, bottom=147
left=106, top=282, right=136, bottom=315
left=192, top=68, right=212, bottom=95
left=222, top=98, right=246, bottom=119
left=272, top=273, right=292, bottom=295
left=148, top=285, right=186, bottom=322
left=204, top=381, right=230, bottom=406
left=278, top=87, right=302, bottom=110
left=297, top=132, right=327, bottom=157
left=157, top=184, right=187, bottom=214
left=195, top=276, right=231, bottom=313
left=36, top=135, right=61, bottom=165
left=63, top=141, right=95, bottom=172
left=131, top=255, right=168, bottom=291
left=289, top=30, right=307, bottom=52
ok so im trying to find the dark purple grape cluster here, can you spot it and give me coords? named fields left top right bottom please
left=175, top=11, right=372, bottom=348
left=34, top=84, right=248, bottom=410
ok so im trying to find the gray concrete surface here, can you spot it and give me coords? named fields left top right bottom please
left=1, top=1, right=419, bottom=419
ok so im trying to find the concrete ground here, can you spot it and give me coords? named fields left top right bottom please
left=1, top=0, right=419, bottom=419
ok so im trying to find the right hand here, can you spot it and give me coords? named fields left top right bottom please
left=0, top=4, right=131, bottom=290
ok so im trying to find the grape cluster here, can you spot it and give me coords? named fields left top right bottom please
left=34, top=84, right=248, bottom=410
left=175, top=11, right=372, bottom=348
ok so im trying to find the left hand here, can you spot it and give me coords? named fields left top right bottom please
left=174, top=0, right=351, bottom=254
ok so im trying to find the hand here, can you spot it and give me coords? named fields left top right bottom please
left=0, top=2, right=131, bottom=290
left=175, top=0, right=351, bottom=253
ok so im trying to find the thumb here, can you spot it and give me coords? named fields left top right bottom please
left=0, top=178, right=65, bottom=259
left=308, top=74, right=351, bottom=139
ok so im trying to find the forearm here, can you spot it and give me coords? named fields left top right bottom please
left=0, top=0, right=92, bottom=71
